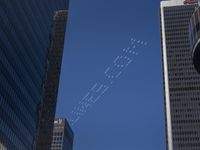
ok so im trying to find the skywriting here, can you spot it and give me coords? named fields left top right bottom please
left=69, top=38, right=148, bottom=126
left=2, top=0, right=200, bottom=150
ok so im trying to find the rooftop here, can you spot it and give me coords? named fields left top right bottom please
left=160, top=0, right=197, bottom=7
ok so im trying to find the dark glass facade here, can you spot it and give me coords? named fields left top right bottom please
left=35, top=10, right=68, bottom=149
left=0, top=1, right=68, bottom=150
left=160, top=1, right=200, bottom=150
left=51, top=118, right=74, bottom=150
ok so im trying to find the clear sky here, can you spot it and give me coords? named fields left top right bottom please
left=56, top=0, right=165, bottom=150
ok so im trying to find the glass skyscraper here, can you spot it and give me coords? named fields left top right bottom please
left=0, top=0, right=68, bottom=149
left=160, top=0, right=200, bottom=150
left=51, top=118, right=74, bottom=150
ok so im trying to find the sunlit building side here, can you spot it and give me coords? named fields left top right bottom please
left=51, top=118, right=74, bottom=150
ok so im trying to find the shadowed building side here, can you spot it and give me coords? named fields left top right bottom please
left=35, top=10, right=68, bottom=150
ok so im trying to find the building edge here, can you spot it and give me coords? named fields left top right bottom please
left=160, top=2, right=173, bottom=150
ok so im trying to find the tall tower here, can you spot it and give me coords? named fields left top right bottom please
left=51, top=118, right=74, bottom=150
left=160, top=0, right=200, bottom=150
left=0, top=1, right=68, bottom=150
left=35, top=10, right=68, bottom=149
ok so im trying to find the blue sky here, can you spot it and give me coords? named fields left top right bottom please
left=56, top=0, right=165, bottom=150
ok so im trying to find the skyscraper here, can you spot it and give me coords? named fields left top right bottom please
left=35, top=10, right=68, bottom=149
left=0, top=1, right=68, bottom=150
left=160, top=0, right=200, bottom=150
left=51, top=118, right=74, bottom=150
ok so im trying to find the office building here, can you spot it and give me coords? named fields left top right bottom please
left=0, top=1, right=68, bottom=150
left=160, top=0, right=200, bottom=150
left=35, top=10, right=68, bottom=149
left=51, top=118, right=74, bottom=150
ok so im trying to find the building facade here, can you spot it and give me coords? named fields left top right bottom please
left=35, top=10, right=68, bottom=150
left=51, top=118, right=74, bottom=150
left=160, top=0, right=200, bottom=150
left=0, top=1, right=68, bottom=150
